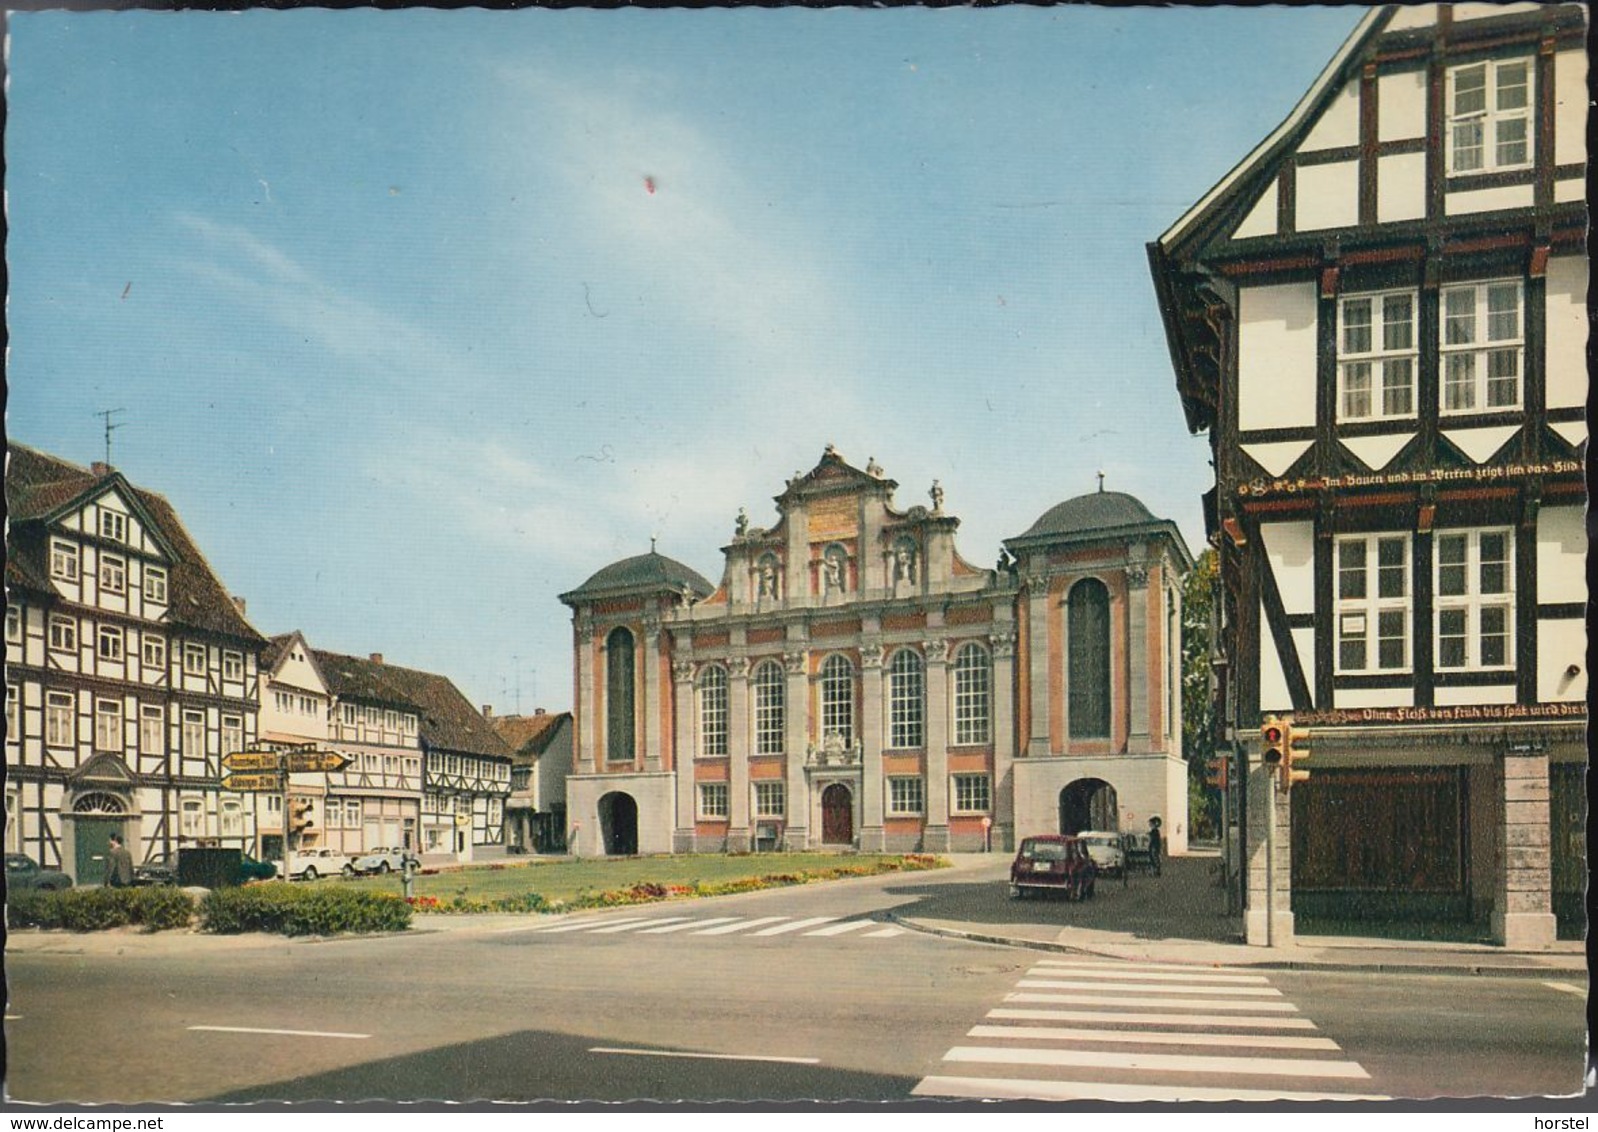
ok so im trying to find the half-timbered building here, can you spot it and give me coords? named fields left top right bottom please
left=1148, top=4, right=1586, bottom=947
left=491, top=708, right=573, bottom=854
left=5, top=443, right=265, bottom=882
left=560, top=447, right=1191, bottom=858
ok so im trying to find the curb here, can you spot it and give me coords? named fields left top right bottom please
left=887, top=914, right=1589, bottom=978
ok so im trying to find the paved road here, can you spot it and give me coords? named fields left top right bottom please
left=4, top=862, right=1586, bottom=1104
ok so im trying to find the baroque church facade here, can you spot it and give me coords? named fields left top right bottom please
left=560, top=447, right=1192, bottom=858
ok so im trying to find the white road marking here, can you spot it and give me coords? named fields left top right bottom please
left=967, top=1024, right=1340, bottom=1051
left=1033, top=958, right=1255, bottom=975
left=4, top=1015, right=22, bottom=1021
left=913, top=1075, right=1389, bottom=1103
left=864, top=926, right=905, bottom=938
left=189, top=1026, right=369, bottom=1040
left=591, top=1047, right=819, bottom=1065
left=638, top=917, right=741, bottom=934
left=534, top=916, right=652, bottom=934
left=1007, top=992, right=1298, bottom=1012
left=1027, top=964, right=1270, bottom=984
left=1018, top=978, right=1282, bottom=997
left=804, top=920, right=874, bottom=937
left=988, top=1007, right=1316, bottom=1030
left=944, top=1044, right=1370, bottom=1079
left=693, top=917, right=787, bottom=935
left=589, top=917, right=693, bottom=934
left=752, top=916, right=838, bottom=936
left=1543, top=981, right=1585, bottom=996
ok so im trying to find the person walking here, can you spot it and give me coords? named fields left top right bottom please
left=1147, top=817, right=1163, bottom=877
left=103, top=834, right=135, bottom=888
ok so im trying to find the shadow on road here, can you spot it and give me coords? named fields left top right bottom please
left=878, top=854, right=1243, bottom=944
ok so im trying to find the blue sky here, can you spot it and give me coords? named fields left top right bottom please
left=6, top=5, right=1364, bottom=713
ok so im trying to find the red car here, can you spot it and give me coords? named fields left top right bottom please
left=1009, top=835, right=1097, bottom=901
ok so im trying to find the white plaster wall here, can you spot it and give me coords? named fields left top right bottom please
left=1378, top=69, right=1427, bottom=142
left=1238, top=282, right=1318, bottom=432
left=1545, top=257, right=1589, bottom=411
left=1555, top=179, right=1585, bottom=204
left=1012, top=754, right=1189, bottom=852
left=1291, top=628, right=1315, bottom=700
left=1240, top=440, right=1312, bottom=478
left=1296, top=161, right=1360, bottom=231
left=1384, top=5, right=1438, bottom=32
left=1433, top=685, right=1517, bottom=707
left=1446, top=184, right=1535, bottom=215
left=1538, top=619, right=1588, bottom=703
left=1554, top=50, right=1588, bottom=168
left=1258, top=610, right=1292, bottom=715
left=1300, top=82, right=1359, bottom=151
left=1233, top=182, right=1278, bottom=240
left=1377, top=152, right=1427, bottom=223
left=566, top=771, right=676, bottom=857
left=1536, top=506, right=1586, bottom=606
left=1334, top=687, right=1415, bottom=709
left=1454, top=3, right=1550, bottom=22
left=1260, top=521, right=1315, bottom=614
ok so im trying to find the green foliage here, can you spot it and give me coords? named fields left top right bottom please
left=200, top=881, right=412, bottom=936
left=5, top=886, right=199, bottom=932
left=1183, top=547, right=1222, bottom=837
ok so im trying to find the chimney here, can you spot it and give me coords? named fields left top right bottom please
left=534, top=707, right=546, bottom=716
left=482, top=705, right=493, bottom=718
left=370, top=653, right=384, bottom=665
left=231, top=595, right=247, bottom=616
left=91, top=461, right=111, bottom=478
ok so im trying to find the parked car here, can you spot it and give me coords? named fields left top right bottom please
left=6, top=852, right=73, bottom=892
left=1008, top=835, right=1096, bottom=901
left=350, top=847, right=417, bottom=876
left=134, top=850, right=279, bottom=887
left=1079, top=831, right=1126, bottom=878
left=283, top=848, right=354, bottom=881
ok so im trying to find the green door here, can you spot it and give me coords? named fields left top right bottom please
left=74, top=819, right=122, bottom=886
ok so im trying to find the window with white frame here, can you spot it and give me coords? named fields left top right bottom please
left=342, top=703, right=357, bottom=728
left=344, top=799, right=361, bottom=827
left=952, top=643, right=991, bottom=745
left=5, top=790, right=17, bottom=852
left=49, top=614, right=77, bottom=653
left=220, top=799, right=244, bottom=836
left=699, top=781, right=729, bottom=819
left=1441, top=281, right=1523, bottom=414
left=952, top=773, right=992, bottom=814
left=820, top=655, right=854, bottom=746
left=223, top=651, right=244, bottom=682
left=6, top=684, right=19, bottom=743
left=1338, top=291, right=1416, bottom=420
left=140, top=704, right=164, bottom=754
left=887, top=776, right=925, bottom=816
left=384, top=709, right=398, bottom=731
left=97, top=624, right=124, bottom=662
left=221, top=714, right=243, bottom=756
left=184, top=643, right=206, bottom=674
left=181, top=709, right=205, bottom=758
left=754, top=780, right=786, bottom=818
left=1336, top=534, right=1411, bottom=673
left=698, top=665, right=729, bottom=756
left=6, top=604, right=20, bottom=644
left=143, top=566, right=168, bottom=604
left=99, top=509, right=128, bottom=543
left=887, top=649, right=925, bottom=749
left=46, top=691, right=75, bottom=748
left=402, top=713, right=417, bottom=734
left=752, top=660, right=785, bottom=755
left=95, top=698, right=123, bottom=751
left=50, top=539, right=80, bottom=582
left=1447, top=58, right=1532, bottom=175
left=142, top=633, right=166, bottom=671
left=100, top=553, right=126, bottom=595
left=1435, top=529, right=1514, bottom=670
left=181, top=798, right=205, bottom=838
left=323, top=800, right=342, bottom=830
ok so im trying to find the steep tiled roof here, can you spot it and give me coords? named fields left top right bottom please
left=5, top=443, right=264, bottom=643
left=492, top=711, right=571, bottom=759
left=311, top=649, right=513, bottom=760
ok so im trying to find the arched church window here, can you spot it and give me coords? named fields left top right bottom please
left=1068, top=578, right=1111, bottom=738
left=606, top=627, right=636, bottom=762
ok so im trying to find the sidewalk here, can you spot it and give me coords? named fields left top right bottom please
left=892, top=851, right=1589, bottom=977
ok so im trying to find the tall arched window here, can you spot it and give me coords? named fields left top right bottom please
left=752, top=661, right=785, bottom=755
left=605, top=627, right=636, bottom=762
left=952, top=642, right=991, bottom=745
left=698, top=664, right=729, bottom=757
left=820, top=654, right=854, bottom=746
left=1067, top=578, right=1111, bottom=738
left=887, top=648, right=925, bottom=749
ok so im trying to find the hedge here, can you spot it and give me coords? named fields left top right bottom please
left=6, top=886, right=198, bottom=932
left=200, top=882, right=412, bottom=936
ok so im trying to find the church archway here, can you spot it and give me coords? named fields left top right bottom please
left=1059, top=778, right=1118, bottom=835
left=597, top=792, right=639, bottom=856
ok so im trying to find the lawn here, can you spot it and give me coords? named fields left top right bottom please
left=330, top=852, right=945, bottom=908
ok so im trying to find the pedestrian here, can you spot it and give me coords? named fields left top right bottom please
left=1147, top=817, right=1163, bottom=876
left=104, top=834, right=135, bottom=888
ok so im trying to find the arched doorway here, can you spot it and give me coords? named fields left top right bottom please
left=1059, top=779, right=1118, bottom=835
left=71, top=791, right=129, bottom=885
left=597, top=792, right=639, bottom=856
left=821, top=784, right=853, bottom=845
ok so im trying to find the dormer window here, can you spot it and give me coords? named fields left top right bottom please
left=50, top=539, right=80, bottom=582
left=100, top=553, right=127, bottom=595
left=99, top=510, right=128, bottom=544
left=144, top=567, right=168, bottom=604
left=1447, top=58, right=1532, bottom=175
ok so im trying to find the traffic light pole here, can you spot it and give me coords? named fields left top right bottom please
left=1263, top=765, right=1277, bottom=949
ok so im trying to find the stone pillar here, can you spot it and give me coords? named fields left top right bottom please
left=727, top=656, right=751, bottom=852
left=1244, top=755, right=1295, bottom=947
left=643, top=614, right=662, bottom=772
left=783, top=649, right=810, bottom=849
left=1026, top=574, right=1052, bottom=757
left=1493, top=748, right=1556, bottom=948
left=922, top=639, right=950, bottom=851
left=860, top=642, right=885, bottom=850
left=1127, top=562, right=1150, bottom=747
left=671, top=660, right=696, bottom=852
left=990, top=626, right=1018, bottom=852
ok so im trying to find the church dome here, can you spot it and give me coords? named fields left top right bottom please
left=560, top=550, right=715, bottom=605
left=1015, top=491, right=1159, bottom=541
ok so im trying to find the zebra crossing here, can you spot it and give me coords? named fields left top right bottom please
left=914, top=956, right=1389, bottom=1102
left=496, top=912, right=908, bottom=942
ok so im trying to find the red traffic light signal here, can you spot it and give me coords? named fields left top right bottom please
left=1261, top=715, right=1286, bottom=770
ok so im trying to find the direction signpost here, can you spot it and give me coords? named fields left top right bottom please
left=220, top=772, right=284, bottom=793
left=221, top=746, right=355, bottom=865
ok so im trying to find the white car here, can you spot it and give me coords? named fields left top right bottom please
left=1079, top=831, right=1126, bottom=877
left=284, top=848, right=354, bottom=881
left=351, top=846, right=417, bottom=876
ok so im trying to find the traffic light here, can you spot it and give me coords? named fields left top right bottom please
left=1206, top=755, right=1229, bottom=790
left=1284, top=723, right=1311, bottom=788
left=290, top=798, right=315, bottom=832
left=1260, top=715, right=1286, bottom=784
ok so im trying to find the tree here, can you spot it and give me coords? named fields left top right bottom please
left=1181, top=548, right=1219, bottom=838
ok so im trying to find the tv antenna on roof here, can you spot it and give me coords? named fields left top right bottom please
left=95, top=408, right=126, bottom=470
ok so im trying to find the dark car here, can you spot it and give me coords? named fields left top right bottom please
left=5, top=852, right=74, bottom=892
left=1009, top=835, right=1096, bottom=901
left=134, top=850, right=278, bottom=887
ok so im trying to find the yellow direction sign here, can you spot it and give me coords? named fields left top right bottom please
left=221, top=771, right=283, bottom=793
left=222, top=750, right=284, bottom=772
left=283, top=749, right=354, bottom=774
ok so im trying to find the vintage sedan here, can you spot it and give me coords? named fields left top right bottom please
left=1079, top=831, right=1127, bottom=878
left=284, top=848, right=355, bottom=881
left=6, top=853, right=73, bottom=891
left=1008, top=835, right=1096, bottom=901
left=350, top=847, right=417, bottom=876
